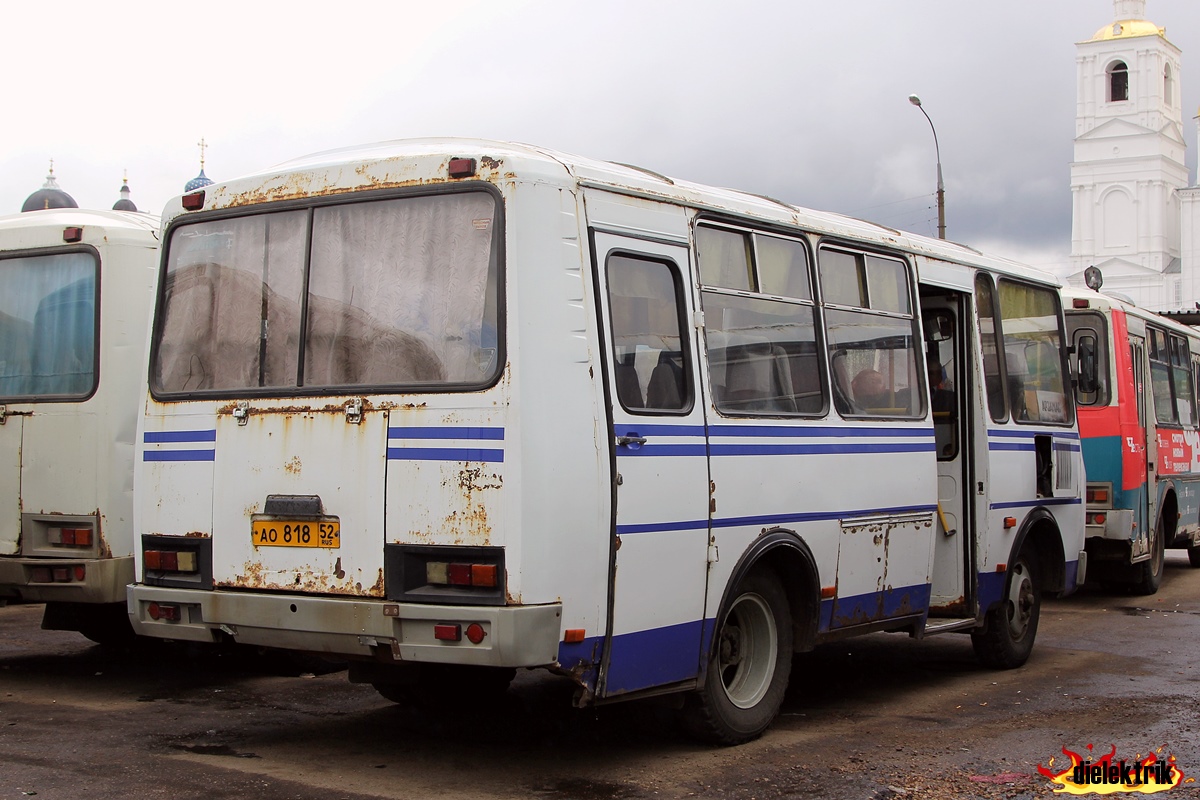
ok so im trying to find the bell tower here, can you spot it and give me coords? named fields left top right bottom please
left=1067, top=0, right=1187, bottom=309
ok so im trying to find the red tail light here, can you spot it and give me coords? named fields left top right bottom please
left=182, top=191, right=205, bottom=210
left=433, top=623, right=462, bottom=642
left=147, top=602, right=181, bottom=622
left=427, top=561, right=500, bottom=588
left=144, top=549, right=198, bottom=574
left=465, top=623, right=486, bottom=644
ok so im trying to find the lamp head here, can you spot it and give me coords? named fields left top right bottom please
left=908, top=94, right=922, bottom=107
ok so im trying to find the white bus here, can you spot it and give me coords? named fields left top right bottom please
left=128, top=139, right=1086, bottom=743
left=0, top=208, right=159, bottom=642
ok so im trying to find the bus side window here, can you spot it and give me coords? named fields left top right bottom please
left=818, top=247, right=922, bottom=419
left=606, top=254, right=690, bottom=414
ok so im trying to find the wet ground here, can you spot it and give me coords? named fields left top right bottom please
left=2, top=554, right=1199, bottom=799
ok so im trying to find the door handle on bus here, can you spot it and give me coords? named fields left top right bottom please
left=617, top=434, right=647, bottom=450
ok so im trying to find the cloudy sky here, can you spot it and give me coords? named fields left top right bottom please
left=4, top=1, right=1200, bottom=276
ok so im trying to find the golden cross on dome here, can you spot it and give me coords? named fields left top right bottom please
left=198, top=137, right=208, bottom=170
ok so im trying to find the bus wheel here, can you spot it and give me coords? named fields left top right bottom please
left=972, top=555, right=1040, bottom=669
left=680, top=570, right=792, bottom=745
left=1132, top=518, right=1166, bottom=595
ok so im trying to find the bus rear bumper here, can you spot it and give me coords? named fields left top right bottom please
left=0, top=556, right=132, bottom=604
left=127, top=585, right=563, bottom=668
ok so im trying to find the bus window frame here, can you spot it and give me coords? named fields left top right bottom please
left=147, top=183, right=507, bottom=402
left=604, top=249, right=695, bottom=417
left=816, top=242, right=924, bottom=420
left=993, top=277, right=1075, bottom=427
left=694, top=219, right=830, bottom=419
left=0, top=244, right=102, bottom=405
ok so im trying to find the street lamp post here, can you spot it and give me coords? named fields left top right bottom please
left=908, top=94, right=946, bottom=240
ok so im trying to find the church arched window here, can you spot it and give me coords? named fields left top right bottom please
left=1165, top=64, right=1174, bottom=107
left=1108, top=61, right=1129, bottom=102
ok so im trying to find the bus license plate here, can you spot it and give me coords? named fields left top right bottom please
left=251, top=520, right=340, bottom=548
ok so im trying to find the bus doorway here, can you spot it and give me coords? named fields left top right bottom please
left=920, top=290, right=975, bottom=621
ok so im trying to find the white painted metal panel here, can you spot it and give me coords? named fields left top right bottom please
left=210, top=405, right=388, bottom=596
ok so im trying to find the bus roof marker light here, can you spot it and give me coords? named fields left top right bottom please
left=182, top=191, right=205, bottom=211
left=62, top=227, right=83, bottom=243
left=448, top=158, right=476, bottom=178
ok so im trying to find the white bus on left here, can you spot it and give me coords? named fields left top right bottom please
left=0, top=208, right=159, bottom=642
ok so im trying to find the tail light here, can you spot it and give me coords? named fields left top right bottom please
left=29, top=564, right=86, bottom=583
left=1086, top=485, right=1112, bottom=506
left=47, top=527, right=94, bottom=547
left=387, top=544, right=506, bottom=606
left=427, top=561, right=498, bottom=588
left=1087, top=513, right=1108, bottom=525
left=147, top=602, right=181, bottom=622
left=144, top=549, right=198, bottom=574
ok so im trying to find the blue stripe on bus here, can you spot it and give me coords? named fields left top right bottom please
left=143, top=430, right=216, bottom=443
left=143, top=449, right=216, bottom=462
left=616, top=503, right=937, bottom=535
left=618, top=441, right=936, bottom=458
left=601, top=620, right=708, bottom=695
left=989, top=442, right=1037, bottom=451
left=386, top=447, right=504, bottom=463
left=614, top=424, right=934, bottom=440
left=709, top=442, right=936, bottom=456
left=600, top=581, right=939, bottom=695
left=988, top=429, right=1080, bottom=440
left=617, top=444, right=709, bottom=457
left=989, top=497, right=1082, bottom=510
left=387, top=426, right=504, bottom=440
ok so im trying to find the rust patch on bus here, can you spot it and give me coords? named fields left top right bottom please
left=224, top=560, right=379, bottom=596
left=95, top=512, right=113, bottom=559
left=454, top=467, right=502, bottom=494
left=284, top=456, right=302, bottom=475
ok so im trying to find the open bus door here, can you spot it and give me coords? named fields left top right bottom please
left=920, top=289, right=976, bottom=623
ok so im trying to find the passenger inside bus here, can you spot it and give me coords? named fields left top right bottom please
left=851, top=368, right=891, bottom=410
left=927, top=353, right=957, bottom=456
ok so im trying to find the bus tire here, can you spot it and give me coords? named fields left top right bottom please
left=972, top=554, right=1040, bottom=670
left=680, top=569, right=792, bottom=745
left=1189, top=544, right=1200, bottom=568
left=1132, top=517, right=1166, bottom=595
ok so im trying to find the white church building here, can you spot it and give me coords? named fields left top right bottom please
left=1065, top=0, right=1200, bottom=311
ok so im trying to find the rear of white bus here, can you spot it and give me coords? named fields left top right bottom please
left=128, top=155, right=564, bottom=682
left=0, top=210, right=159, bottom=642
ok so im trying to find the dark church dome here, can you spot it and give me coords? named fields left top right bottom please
left=22, top=165, right=79, bottom=213
left=112, top=176, right=138, bottom=212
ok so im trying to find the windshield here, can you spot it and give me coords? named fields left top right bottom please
left=0, top=250, right=97, bottom=401
left=152, top=190, right=501, bottom=396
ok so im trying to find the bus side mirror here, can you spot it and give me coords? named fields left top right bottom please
left=1075, top=331, right=1099, bottom=398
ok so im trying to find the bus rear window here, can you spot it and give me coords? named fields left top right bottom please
left=153, top=191, right=501, bottom=395
left=0, top=251, right=97, bottom=401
